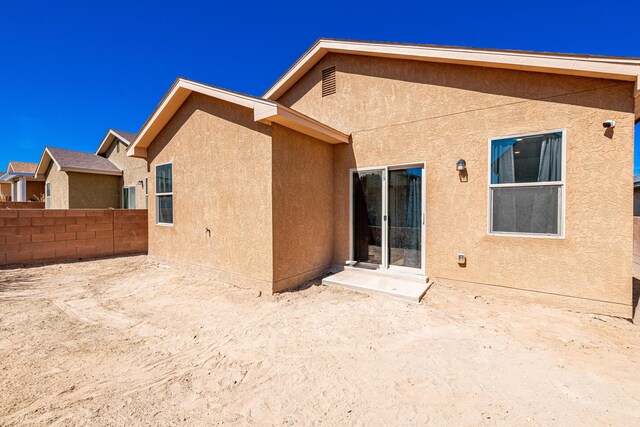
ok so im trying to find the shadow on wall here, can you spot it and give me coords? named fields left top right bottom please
left=282, top=52, right=634, bottom=115
left=633, top=277, right=640, bottom=321
left=145, top=92, right=271, bottom=165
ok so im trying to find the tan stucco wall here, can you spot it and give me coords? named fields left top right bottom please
left=0, top=183, right=10, bottom=199
left=68, top=172, right=121, bottom=209
left=45, top=167, right=69, bottom=209
left=26, top=181, right=45, bottom=201
left=271, top=124, right=334, bottom=292
left=146, top=93, right=275, bottom=292
left=104, top=139, right=149, bottom=209
left=278, top=53, right=636, bottom=317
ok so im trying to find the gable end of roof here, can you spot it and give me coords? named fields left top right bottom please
left=263, top=38, right=640, bottom=101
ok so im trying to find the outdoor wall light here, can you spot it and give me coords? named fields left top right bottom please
left=456, top=159, right=466, bottom=172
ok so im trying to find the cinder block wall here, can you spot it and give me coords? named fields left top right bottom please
left=0, top=209, right=147, bottom=266
left=0, top=202, right=44, bottom=209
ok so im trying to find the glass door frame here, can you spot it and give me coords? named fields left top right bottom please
left=349, top=162, right=426, bottom=276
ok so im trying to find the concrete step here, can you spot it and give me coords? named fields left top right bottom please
left=322, top=268, right=430, bottom=303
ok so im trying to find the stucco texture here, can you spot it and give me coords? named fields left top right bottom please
left=68, top=172, right=121, bottom=209
left=271, top=124, right=334, bottom=292
left=104, top=139, right=149, bottom=209
left=277, top=53, right=636, bottom=317
left=45, top=168, right=121, bottom=209
left=146, top=93, right=275, bottom=292
left=45, top=167, right=69, bottom=209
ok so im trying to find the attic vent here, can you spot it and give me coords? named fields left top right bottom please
left=322, top=66, right=336, bottom=97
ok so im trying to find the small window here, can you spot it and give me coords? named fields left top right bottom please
left=45, top=182, right=51, bottom=208
left=123, top=186, right=136, bottom=209
left=489, top=130, right=564, bottom=237
left=156, top=163, right=173, bottom=225
left=145, top=178, right=148, bottom=209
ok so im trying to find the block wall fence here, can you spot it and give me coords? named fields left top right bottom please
left=0, top=209, right=147, bottom=266
left=0, top=202, right=44, bottom=209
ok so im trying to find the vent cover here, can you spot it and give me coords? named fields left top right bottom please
left=322, top=66, right=336, bottom=97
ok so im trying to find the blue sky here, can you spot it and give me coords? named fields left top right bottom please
left=0, top=0, right=638, bottom=172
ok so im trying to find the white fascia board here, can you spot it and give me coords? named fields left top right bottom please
left=264, top=39, right=640, bottom=100
left=127, top=78, right=278, bottom=159
left=255, top=104, right=349, bottom=144
left=35, top=148, right=59, bottom=178
left=61, top=167, right=123, bottom=176
left=96, top=130, right=132, bottom=155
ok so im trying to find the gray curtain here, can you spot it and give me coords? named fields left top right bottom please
left=492, top=134, right=561, bottom=234
left=537, top=135, right=562, bottom=182
left=492, top=143, right=515, bottom=184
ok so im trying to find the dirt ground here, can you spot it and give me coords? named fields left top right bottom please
left=1, top=256, right=639, bottom=425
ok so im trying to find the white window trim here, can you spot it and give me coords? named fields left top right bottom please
left=45, top=182, right=51, bottom=208
left=155, top=162, right=173, bottom=226
left=486, top=128, right=567, bottom=239
left=348, top=161, right=427, bottom=277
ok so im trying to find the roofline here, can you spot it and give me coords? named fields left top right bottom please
left=0, top=172, right=41, bottom=181
left=36, top=147, right=123, bottom=177
left=127, top=78, right=349, bottom=158
left=96, top=129, right=133, bottom=155
left=263, top=38, right=640, bottom=100
left=7, top=161, right=38, bottom=174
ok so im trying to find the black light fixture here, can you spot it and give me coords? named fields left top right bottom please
left=456, top=159, right=466, bottom=172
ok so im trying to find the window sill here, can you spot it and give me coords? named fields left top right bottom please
left=488, top=232, right=565, bottom=240
left=155, top=223, right=174, bottom=227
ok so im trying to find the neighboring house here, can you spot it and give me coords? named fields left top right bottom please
left=35, top=147, right=122, bottom=209
left=96, top=129, right=148, bottom=209
left=0, top=161, right=45, bottom=201
left=127, top=39, right=640, bottom=318
left=0, top=180, right=10, bottom=200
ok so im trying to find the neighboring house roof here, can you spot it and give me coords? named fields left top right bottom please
left=8, top=161, right=38, bottom=174
left=635, top=175, right=640, bottom=187
left=96, top=129, right=137, bottom=155
left=127, top=78, right=349, bottom=158
left=0, top=171, right=40, bottom=182
left=35, top=146, right=122, bottom=177
left=262, top=39, right=640, bottom=117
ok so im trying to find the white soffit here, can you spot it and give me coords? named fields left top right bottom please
left=263, top=39, right=640, bottom=100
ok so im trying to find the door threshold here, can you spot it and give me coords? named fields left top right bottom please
left=345, top=264, right=428, bottom=284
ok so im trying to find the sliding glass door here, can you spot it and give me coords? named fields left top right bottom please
left=351, top=164, right=424, bottom=274
left=352, top=170, right=384, bottom=265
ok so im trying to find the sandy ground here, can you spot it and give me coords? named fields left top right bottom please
left=1, top=256, right=639, bottom=425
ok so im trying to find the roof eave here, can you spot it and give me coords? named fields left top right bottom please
left=254, top=103, right=349, bottom=144
left=127, top=78, right=348, bottom=159
left=61, top=167, right=122, bottom=176
left=96, top=129, right=133, bottom=155
left=263, top=39, right=640, bottom=101
left=35, top=148, right=56, bottom=178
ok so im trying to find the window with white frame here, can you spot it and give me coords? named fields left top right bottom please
left=156, top=163, right=173, bottom=225
left=123, top=186, right=136, bottom=209
left=145, top=178, right=148, bottom=209
left=45, top=182, right=51, bottom=208
left=489, top=130, right=564, bottom=237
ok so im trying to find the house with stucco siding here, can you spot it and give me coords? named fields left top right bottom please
left=34, top=130, right=149, bottom=210
left=127, top=39, right=640, bottom=318
left=35, top=147, right=123, bottom=209
left=96, top=129, right=149, bottom=209
left=0, top=161, right=45, bottom=202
